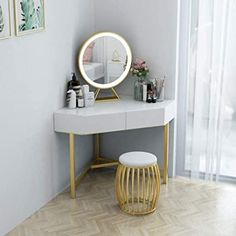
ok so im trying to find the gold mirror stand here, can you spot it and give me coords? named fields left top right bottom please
left=95, top=88, right=120, bottom=101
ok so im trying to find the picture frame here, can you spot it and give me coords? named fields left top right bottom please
left=0, top=0, right=11, bottom=40
left=14, top=0, right=45, bottom=36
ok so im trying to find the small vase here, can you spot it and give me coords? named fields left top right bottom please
left=134, top=77, right=146, bottom=101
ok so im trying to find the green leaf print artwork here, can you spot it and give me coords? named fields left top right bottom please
left=19, top=0, right=44, bottom=32
left=0, top=5, right=4, bottom=33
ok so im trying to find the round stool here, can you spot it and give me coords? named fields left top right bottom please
left=116, top=151, right=161, bottom=215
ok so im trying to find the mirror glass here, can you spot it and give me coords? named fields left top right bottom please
left=78, top=32, right=132, bottom=89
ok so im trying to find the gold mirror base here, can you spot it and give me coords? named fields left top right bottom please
left=95, top=88, right=120, bottom=102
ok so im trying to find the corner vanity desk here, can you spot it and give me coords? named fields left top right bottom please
left=54, top=96, right=176, bottom=199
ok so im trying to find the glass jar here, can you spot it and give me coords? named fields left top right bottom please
left=134, top=77, right=146, bottom=101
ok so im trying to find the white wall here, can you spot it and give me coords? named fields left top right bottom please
left=94, top=0, right=179, bottom=99
left=0, top=0, right=95, bottom=235
left=94, top=0, right=179, bottom=175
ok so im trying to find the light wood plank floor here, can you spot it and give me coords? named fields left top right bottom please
left=7, top=170, right=236, bottom=236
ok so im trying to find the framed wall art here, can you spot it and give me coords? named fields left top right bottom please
left=14, top=0, right=45, bottom=36
left=0, top=0, right=11, bottom=40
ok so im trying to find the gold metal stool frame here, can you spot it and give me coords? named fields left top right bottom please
left=116, top=163, right=161, bottom=215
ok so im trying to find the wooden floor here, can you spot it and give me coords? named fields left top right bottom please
left=8, top=170, right=236, bottom=236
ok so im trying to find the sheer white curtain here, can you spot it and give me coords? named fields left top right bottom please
left=185, top=0, right=236, bottom=181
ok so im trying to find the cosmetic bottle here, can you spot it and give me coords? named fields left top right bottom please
left=152, top=91, right=157, bottom=103
left=147, top=91, right=152, bottom=103
left=146, top=84, right=152, bottom=103
left=82, top=84, right=90, bottom=94
left=67, top=84, right=76, bottom=109
left=78, top=87, right=84, bottom=108
left=84, top=92, right=95, bottom=107
left=67, top=73, right=80, bottom=104
left=143, top=84, right=147, bottom=102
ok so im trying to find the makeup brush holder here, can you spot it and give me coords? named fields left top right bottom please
left=155, top=79, right=165, bottom=102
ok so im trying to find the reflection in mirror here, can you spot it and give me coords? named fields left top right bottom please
left=82, top=36, right=128, bottom=85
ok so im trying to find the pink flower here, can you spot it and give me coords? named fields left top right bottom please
left=130, top=58, right=149, bottom=78
left=135, top=58, right=146, bottom=65
left=133, top=58, right=146, bottom=70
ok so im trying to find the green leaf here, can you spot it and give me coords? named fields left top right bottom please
left=0, top=5, right=5, bottom=33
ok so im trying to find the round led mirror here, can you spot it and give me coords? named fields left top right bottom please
left=78, top=32, right=132, bottom=91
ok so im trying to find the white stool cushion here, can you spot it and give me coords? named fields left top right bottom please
left=119, top=151, right=157, bottom=168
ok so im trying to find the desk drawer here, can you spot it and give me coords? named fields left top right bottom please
left=81, top=113, right=126, bottom=134
left=54, top=112, right=126, bottom=135
left=126, top=109, right=165, bottom=130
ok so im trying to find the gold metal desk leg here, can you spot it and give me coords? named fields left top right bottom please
left=69, top=133, right=76, bottom=199
left=163, top=123, right=169, bottom=184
